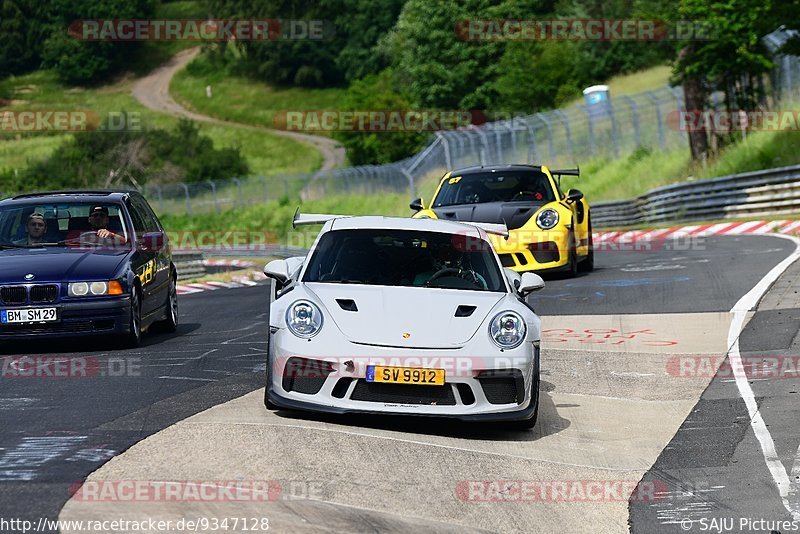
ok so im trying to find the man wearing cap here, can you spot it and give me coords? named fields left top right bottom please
left=13, top=213, right=47, bottom=245
left=87, top=206, right=126, bottom=245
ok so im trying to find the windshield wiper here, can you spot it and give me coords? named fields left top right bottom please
left=0, top=244, right=27, bottom=249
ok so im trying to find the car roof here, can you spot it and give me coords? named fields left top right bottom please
left=0, top=190, right=133, bottom=207
left=326, top=216, right=488, bottom=238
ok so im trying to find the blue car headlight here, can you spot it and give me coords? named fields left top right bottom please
left=68, top=281, right=123, bottom=297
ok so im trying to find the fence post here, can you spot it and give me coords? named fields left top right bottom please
left=584, top=107, right=595, bottom=156
left=553, top=110, right=573, bottom=160
left=261, top=176, right=268, bottom=201
left=180, top=183, right=191, bottom=216
left=509, top=122, right=518, bottom=163
left=152, top=184, right=164, bottom=214
left=231, top=178, right=244, bottom=207
left=436, top=132, right=452, bottom=170
left=206, top=180, right=220, bottom=213
left=622, top=96, right=641, bottom=148
left=606, top=102, right=619, bottom=159
left=535, top=113, right=555, bottom=163
left=476, top=127, right=490, bottom=165
left=401, top=166, right=415, bottom=199
left=522, top=117, right=539, bottom=163
left=646, top=91, right=665, bottom=149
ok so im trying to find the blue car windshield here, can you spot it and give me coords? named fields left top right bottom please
left=0, top=203, right=130, bottom=250
left=433, top=170, right=556, bottom=207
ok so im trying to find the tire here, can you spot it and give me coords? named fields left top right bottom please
left=566, top=230, right=578, bottom=278
left=579, top=222, right=594, bottom=273
left=264, top=337, right=278, bottom=410
left=123, top=287, right=142, bottom=348
left=509, top=369, right=540, bottom=430
left=153, top=275, right=178, bottom=333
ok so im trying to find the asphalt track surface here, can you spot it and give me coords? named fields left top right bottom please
left=0, top=234, right=797, bottom=532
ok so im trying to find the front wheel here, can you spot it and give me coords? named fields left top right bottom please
left=566, top=230, right=578, bottom=278
left=508, top=370, right=540, bottom=430
left=579, top=228, right=594, bottom=272
left=122, top=288, right=142, bottom=348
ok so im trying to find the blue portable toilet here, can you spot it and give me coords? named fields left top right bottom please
left=583, top=85, right=610, bottom=106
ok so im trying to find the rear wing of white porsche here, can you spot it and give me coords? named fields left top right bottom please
left=291, top=208, right=509, bottom=238
left=292, top=210, right=350, bottom=228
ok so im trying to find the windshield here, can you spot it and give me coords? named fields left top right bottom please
left=433, top=170, right=556, bottom=207
left=302, top=229, right=505, bottom=292
left=0, top=203, right=129, bottom=250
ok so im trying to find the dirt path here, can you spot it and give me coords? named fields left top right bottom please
left=131, top=47, right=345, bottom=172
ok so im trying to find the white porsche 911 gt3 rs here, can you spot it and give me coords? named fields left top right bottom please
left=262, top=213, right=545, bottom=428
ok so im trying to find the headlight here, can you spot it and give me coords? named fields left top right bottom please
left=286, top=300, right=324, bottom=339
left=489, top=311, right=527, bottom=349
left=69, top=281, right=123, bottom=297
left=536, top=208, right=559, bottom=230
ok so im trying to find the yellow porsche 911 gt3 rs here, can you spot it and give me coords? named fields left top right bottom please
left=410, top=164, right=593, bottom=277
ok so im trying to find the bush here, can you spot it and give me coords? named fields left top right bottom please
left=332, top=70, right=428, bottom=165
left=2, top=119, right=249, bottom=193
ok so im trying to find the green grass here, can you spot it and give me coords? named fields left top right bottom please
left=0, top=69, right=322, bottom=178
left=565, top=64, right=673, bottom=106
left=170, top=55, right=347, bottom=130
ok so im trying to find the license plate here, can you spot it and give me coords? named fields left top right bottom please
left=1, top=308, right=58, bottom=324
left=366, top=365, right=445, bottom=386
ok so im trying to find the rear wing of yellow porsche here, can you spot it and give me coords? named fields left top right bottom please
left=548, top=166, right=580, bottom=187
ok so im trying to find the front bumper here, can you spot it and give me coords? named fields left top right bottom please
left=267, top=329, right=539, bottom=422
left=0, top=297, right=131, bottom=340
left=490, top=229, right=571, bottom=272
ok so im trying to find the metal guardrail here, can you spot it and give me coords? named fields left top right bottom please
left=591, top=164, right=800, bottom=228
left=173, top=252, right=206, bottom=280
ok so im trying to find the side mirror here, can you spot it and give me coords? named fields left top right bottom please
left=409, top=197, right=425, bottom=211
left=566, top=189, right=584, bottom=203
left=504, top=268, right=521, bottom=291
left=137, top=231, right=165, bottom=251
left=518, top=272, right=545, bottom=296
left=263, top=259, right=290, bottom=285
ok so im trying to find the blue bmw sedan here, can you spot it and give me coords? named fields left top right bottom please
left=0, top=191, right=178, bottom=347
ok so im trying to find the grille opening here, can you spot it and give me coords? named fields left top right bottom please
left=1, top=286, right=27, bottom=305
left=528, top=242, right=560, bottom=264
left=350, top=380, right=456, bottom=405
left=93, top=320, right=115, bottom=331
left=331, top=377, right=352, bottom=398
left=30, top=285, right=58, bottom=303
left=281, top=357, right=334, bottom=395
left=455, top=305, right=477, bottom=317
left=477, top=369, right=525, bottom=405
left=336, top=299, right=358, bottom=312
left=499, top=254, right=515, bottom=268
left=455, top=383, right=476, bottom=405
left=514, top=253, right=527, bottom=266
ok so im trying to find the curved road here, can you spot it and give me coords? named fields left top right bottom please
left=131, top=47, right=345, bottom=173
left=1, top=235, right=799, bottom=533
